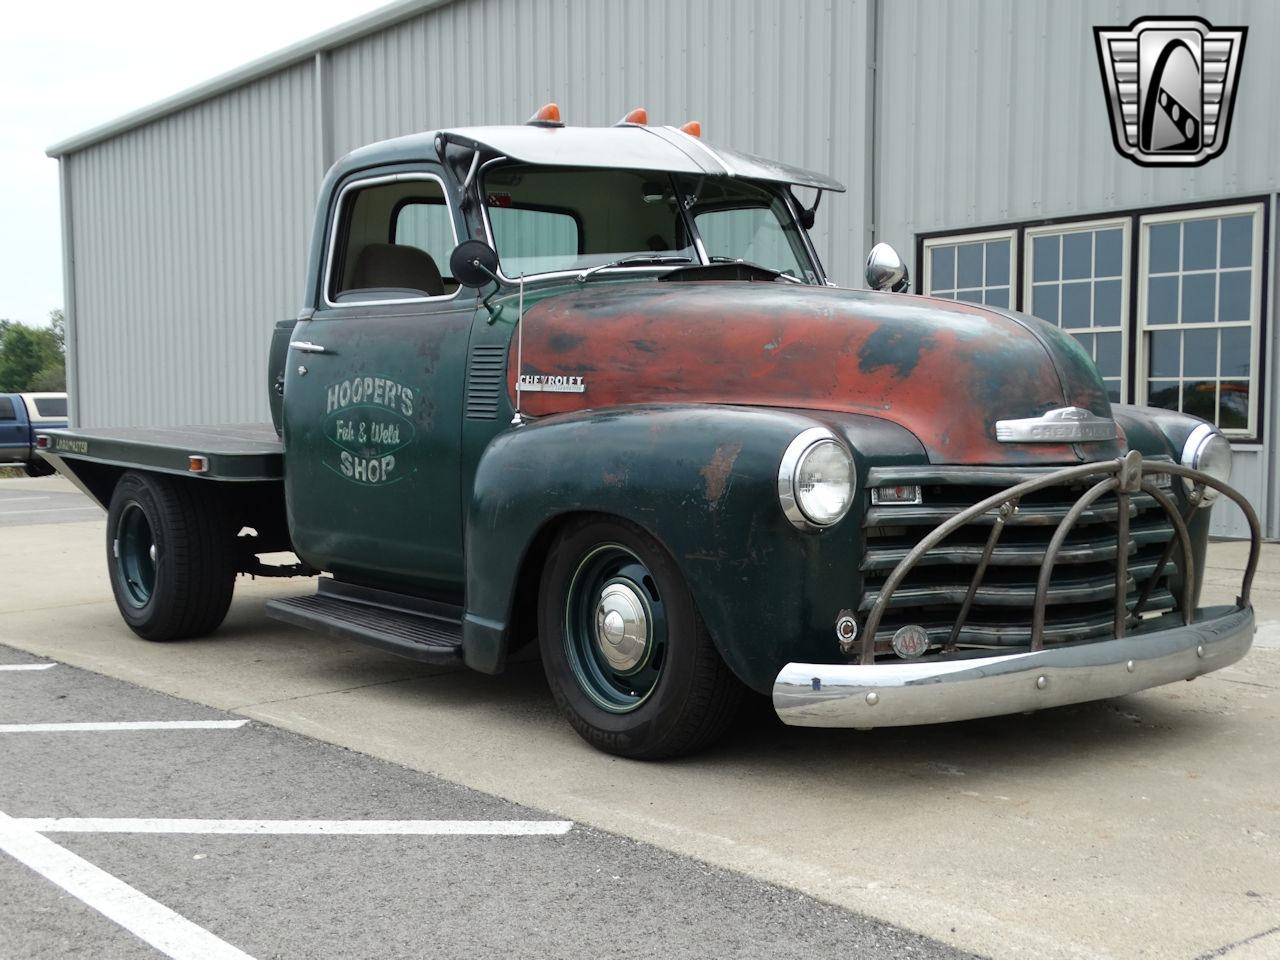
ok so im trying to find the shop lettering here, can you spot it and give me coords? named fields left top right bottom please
left=326, top=376, right=414, bottom=416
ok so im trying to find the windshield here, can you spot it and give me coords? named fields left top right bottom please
left=680, top=176, right=818, bottom=283
left=481, top=164, right=818, bottom=282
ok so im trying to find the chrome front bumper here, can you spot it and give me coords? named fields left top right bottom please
left=772, top=605, right=1254, bottom=728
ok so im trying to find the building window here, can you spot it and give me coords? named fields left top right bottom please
left=918, top=199, right=1267, bottom=442
left=923, top=231, right=1015, bottom=308
left=1138, top=203, right=1263, bottom=438
left=1024, top=220, right=1129, bottom=403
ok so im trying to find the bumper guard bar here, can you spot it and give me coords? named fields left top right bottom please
left=773, top=451, right=1261, bottom=728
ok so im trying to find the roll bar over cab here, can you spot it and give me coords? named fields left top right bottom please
left=38, top=111, right=1259, bottom=758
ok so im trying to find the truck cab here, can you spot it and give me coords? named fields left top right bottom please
left=1, top=392, right=67, bottom=475
left=38, top=109, right=1260, bottom=759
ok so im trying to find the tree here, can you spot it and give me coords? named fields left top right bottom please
left=0, top=320, right=64, bottom=393
left=48, top=309, right=65, bottom=352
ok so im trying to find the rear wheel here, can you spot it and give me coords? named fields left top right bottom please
left=538, top=515, right=744, bottom=759
left=106, top=472, right=236, bottom=641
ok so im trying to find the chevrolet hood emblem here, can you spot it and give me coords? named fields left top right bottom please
left=995, top=406, right=1118, bottom=443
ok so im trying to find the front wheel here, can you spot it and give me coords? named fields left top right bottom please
left=106, top=472, right=236, bottom=641
left=538, top=515, right=744, bottom=759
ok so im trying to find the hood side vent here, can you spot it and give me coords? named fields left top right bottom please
left=466, top=344, right=508, bottom=420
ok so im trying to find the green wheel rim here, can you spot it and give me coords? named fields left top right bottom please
left=564, top=543, right=667, bottom=714
left=115, top=502, right=157, bottom=608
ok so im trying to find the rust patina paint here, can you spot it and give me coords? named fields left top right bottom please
left=508, top=282, right=1119, bottom=465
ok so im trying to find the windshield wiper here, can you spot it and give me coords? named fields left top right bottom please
left=577, top=254, right=692, bottom=283
left=707, top=257, right=805, bottom=283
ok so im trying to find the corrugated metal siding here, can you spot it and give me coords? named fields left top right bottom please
left=874, top=0, right=1279, bottom=538
left=64, top=0, right=871, bottom=430
left=875, top=0, right=1280, bottom=247
left=56, top=0, right=1276, bottom=536
left=325, top=0, right=869, bottom=283
left=66, top=63, right=318, bottom=427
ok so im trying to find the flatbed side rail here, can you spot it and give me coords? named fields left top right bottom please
left=856, top=451, right=1261, bottom=666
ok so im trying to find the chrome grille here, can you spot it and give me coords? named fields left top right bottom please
left=860, top=463, right=1179, bottom=657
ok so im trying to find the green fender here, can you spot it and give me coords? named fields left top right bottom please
left=461, top=403, right=927, bottom=692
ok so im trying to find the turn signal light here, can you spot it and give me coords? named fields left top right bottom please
left=35, top=435, right=50, bottom=449
left=526, top=102, right=563, bottom=125
left=617, top=107, right=648, bottom=125
left=188, top=455, right=209, bottom=474
left=870, top=484, right=922, bottom=506
left=679, top=120, right=702, bottom=137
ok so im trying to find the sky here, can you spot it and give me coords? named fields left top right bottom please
left=0, top=0, right=391, bottom=328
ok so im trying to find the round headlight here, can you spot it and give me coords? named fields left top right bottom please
left=779, top=429, right=854, bottom=529
left=1180, top=423, right=1232, bottom=507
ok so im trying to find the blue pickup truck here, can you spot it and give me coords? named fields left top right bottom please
left=0, top=393, right=68, bottom=476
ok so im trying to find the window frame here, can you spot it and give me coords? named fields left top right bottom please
left=1135, top=202, right=1265, bottom=440
left=322, top=171, right=461, bottom=310
left=692, top=198, right=816, bottom=282
left=921, top=229, right=1017, bottom=307
left=1023, top=217, right=1132, bottom=404
left=915, top=195, right=1270, bottom=444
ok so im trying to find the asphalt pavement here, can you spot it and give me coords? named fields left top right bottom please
left=0, top=481, right=972, bottom=960
left=3, top=476, right=1279, bottom=960
left=0, top=479, right=102, bottom=527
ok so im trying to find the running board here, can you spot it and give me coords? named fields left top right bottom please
left=265, top=581, right=463, bottom=666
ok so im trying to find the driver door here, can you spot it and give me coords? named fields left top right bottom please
left=282, top=166, right=473, bottom=595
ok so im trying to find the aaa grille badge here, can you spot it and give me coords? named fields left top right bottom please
left=1094, top=16, right=1246, bottom=168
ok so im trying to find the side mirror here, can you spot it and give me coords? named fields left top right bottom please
left=449, top=240, right=501, bottom=288
left=865, top=242, right=910, bottom=293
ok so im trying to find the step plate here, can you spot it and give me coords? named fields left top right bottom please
left=265, top=594, right=463, bottom=666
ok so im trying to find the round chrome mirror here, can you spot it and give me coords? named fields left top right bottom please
left=865, top=242, right=910, bottom=293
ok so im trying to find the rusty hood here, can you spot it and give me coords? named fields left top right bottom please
left=507, top=281, right=1124, bottom=465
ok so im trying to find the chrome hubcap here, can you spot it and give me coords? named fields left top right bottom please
left=594, top=582, right=649, bottom=673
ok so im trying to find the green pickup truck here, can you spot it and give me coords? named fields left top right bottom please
left=40, top=107, right=1260, bottom=758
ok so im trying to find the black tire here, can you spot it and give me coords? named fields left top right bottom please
left=24, top=460, right=54, bottom=477
left=105, top=472, right=237, bottom=641
left=538, top=515, right=744, bottom=759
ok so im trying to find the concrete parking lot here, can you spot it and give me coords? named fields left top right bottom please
left=2, top=475, right=1278, bottom=960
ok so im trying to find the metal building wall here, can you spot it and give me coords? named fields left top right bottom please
left=322, top=0, right=871, bottom=280
left=873, top=0, right=1280, bottom=537
left=63, top=64, right=319, bottom=427
left=57, top=0, right=873, bottom=431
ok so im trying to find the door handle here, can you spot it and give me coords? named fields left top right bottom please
left=289, top=341, right=327, bottom=354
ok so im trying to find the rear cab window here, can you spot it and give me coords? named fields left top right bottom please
left=481, top=165, right=695, bottom=277
left=0, top=397, right=14, bottom=420
left=32, top=397, right=67, bottom=418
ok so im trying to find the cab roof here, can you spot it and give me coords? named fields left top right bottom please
left=338, top=123, right=846, bottom=193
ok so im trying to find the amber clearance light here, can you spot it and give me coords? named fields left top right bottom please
left=526, top=102, right=563, bottom=126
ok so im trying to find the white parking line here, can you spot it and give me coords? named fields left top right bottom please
left=0, top=811, right=257, bottom=960
left=10, top=818, right=575, bottom=835
left=0, top=496, right=52, bottom=503
left=1, top=506, right=101, bottom=516
left=0, top=663, right=56, bottom=671
left=0, top=720, right=248, bottom=733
